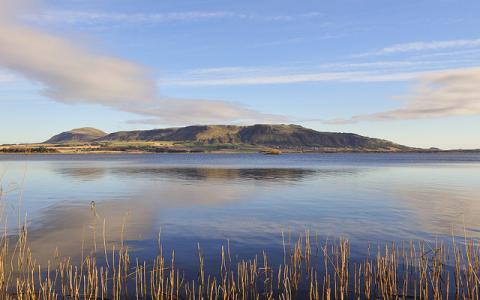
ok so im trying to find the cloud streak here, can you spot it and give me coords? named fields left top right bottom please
left=357, top=38, right=480, bottom=57
left=165, top=60, right=474, bottom=87
left=0, top=0, right=281, bottom=125
left=167, top=70, right=427, bottom=86
left=24, top=10, right=323, bottom=25
left=175, top=62, right=480, bottom=124
left=26, top=11, right=236, bottom=24
left=326, top=67, right=480, bottom=123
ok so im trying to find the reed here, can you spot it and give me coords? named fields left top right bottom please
left=0, top=219, right=478, bottom=300
left=1, top=181, right=479, bottom=299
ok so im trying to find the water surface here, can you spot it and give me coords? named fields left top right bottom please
left=1, top=153, right=480, bottom=272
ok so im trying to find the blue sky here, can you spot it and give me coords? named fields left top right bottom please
left=1, top=0, right=480, bottom=149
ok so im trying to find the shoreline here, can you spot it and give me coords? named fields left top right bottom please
left=1, top=149, right=480, bottom=155
left=2, top=142, right=480, bottom=155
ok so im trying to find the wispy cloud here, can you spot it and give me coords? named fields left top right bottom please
left=165, top=60, right=480, bottom=124
left=324, top=67, right=480, bottom=123
left=23, top=10, right=324, bottom=25
left=168, top=71, right=363, bottom=86
left=26, top=11, right=236, bottom=24
left=0, top=0, right=282, bottom=125
left=166, top=70, right=433, bottom=86
left=249, top=33, right=343, bottom=49
left=409, top=48, right=480, bottom=60
left=357, top=38, right=480, bottom=57
left=165, top=59, right=478, bottom=87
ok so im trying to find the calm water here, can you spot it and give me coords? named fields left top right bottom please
left=1, top=153, right=480, bottom=273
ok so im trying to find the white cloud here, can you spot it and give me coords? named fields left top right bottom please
left=128, top=98, right=286, bottom=124
left=23, top=10, right=324, bottom=25
left=326, top=67, right=480, bottom=123
left=167, top=71, right=364, bottom=86
left=165, top=66, right=457, bottom=87
left=26, top=11, right=237, bottom=24
left=182, top=60, right=448, bottom=77
left=357, top=38, right=480, bottom=57
left=169, top=62, right=480, bottom=124
left=0, top=0, right=282, bottom=125
left=166, top=57, right=480, bottom=87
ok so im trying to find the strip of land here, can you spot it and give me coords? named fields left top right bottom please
left=1, top=124, right=477, bottom=154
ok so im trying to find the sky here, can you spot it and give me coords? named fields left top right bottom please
left=1, top=0, right=480, bottom=149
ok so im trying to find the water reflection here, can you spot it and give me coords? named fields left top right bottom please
left=394, top=186, right=480, bottom=237
left=54, top=167, right=107, bottom=181
left=1, top=154, right=480, bottom=271
left=54, top=166, right=362, bottom=182
left=21, top=166, right=365, bottom=266
left=112, top=167, right=320, bottom=182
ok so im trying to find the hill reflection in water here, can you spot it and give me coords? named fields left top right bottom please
left=1, top=153, right=480, bottom=273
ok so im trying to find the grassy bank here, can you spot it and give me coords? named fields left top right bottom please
left=2, top=141, right=460, bottom=154
left=2, top=143, right=480, bottom=154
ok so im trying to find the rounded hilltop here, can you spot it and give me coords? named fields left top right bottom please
left=44, top=127, right=107, bottom=144
left=68, top=127, right=106, bottom=136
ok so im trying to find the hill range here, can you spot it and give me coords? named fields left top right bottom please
left=32, top=124, right=415, bottom=153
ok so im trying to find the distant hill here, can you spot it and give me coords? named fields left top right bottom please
left=45, top=127, right=107, bottom=144
left=44, top=124, right=411, bottom=151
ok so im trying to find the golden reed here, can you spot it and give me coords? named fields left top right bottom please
left=0, top=222, right=479, bottom=300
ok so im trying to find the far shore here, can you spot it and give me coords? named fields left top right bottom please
left=1, top=143, right=479, bottom=155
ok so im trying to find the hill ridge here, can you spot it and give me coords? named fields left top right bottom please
left=45, top=124, right=411, bottom=151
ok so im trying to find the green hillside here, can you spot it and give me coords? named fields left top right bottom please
left=45, top=124, right=411, bottom=152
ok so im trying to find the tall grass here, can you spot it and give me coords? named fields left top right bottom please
left=0, top=178, right=478, bottom=299
left=0, top=220, right=479, bottom=299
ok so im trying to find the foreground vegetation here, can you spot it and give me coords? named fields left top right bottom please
left=1, top=220, right=479, bottom=299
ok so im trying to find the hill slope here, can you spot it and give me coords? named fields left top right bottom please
left=45, top=127, right=107, bottom=144
left=96, top=124, right=410, bottom=151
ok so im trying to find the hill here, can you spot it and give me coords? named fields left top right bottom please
left=94, top=124, right=410, bottom=151
left=44, top=127, right=107, bottom=144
